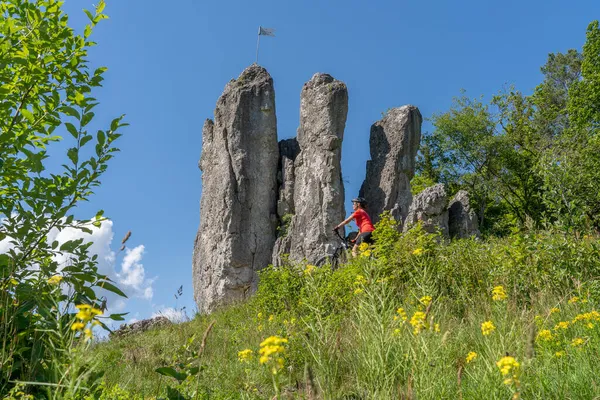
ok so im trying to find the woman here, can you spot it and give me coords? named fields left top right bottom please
left=334, top=197, right=375, bottom=257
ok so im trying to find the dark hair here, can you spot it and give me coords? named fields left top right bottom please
left=352, top=197, right=367, bottom=207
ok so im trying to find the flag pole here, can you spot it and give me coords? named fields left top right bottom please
left=255, top=26, right=261, bottom=64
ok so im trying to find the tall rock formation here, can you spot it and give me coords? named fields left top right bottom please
left=193, top=65, right=279, bottom=314
left=272, top=73, right=348, bottom=265
left=403, top=183, right=449, bottom=237
left=359, top=106, right=422, bottom=226
left=448, top=190, right=480, bottom=239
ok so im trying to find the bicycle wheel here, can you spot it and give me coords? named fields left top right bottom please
left=315, top=255, right=333, bottom=268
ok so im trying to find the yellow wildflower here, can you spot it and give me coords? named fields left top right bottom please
left=71, top=322, right=85, bottom=331
left=492, top=286, right=507, bottom=301
left=354, top=275, right=367, bottom=285
left=554, top=321, right=569, bottom=330
left=257, top=312, right=263, bottom=319
left=568, top=296, right=579, bottom=304
left=536, top=329, right=552, bottom=342
left=84, top=328, right=93, bottom=341
left=304, top=264, right=316, bottom=275
left=238, top=349, right=253, bottom=363
left=396, top=307, right=407, bottom=322
left=419, top=296, right=432, bottom=307
left=361, top=249, right=372, bottom=257
left=549, top=307, right=560, bottom=314
left=354, top=288, right=363, bottom=295
left=481, top=320, right=496, bottom=336
left=412, top=248, right=424, bottom=256
left=434, top=323, right=440, bottom=333
left=410, top=311, right=427, bottom=334
left=586, top=322, right=594, bottom=329
left=496, top=356, right=520, bottom=376
left=571, top=337, right=585, bottom=347
left=465, top=351, right=477, bottom=363
left=47, top=275, right=63, bottom=285
left=268, top=314, right=274, bottom=322
left=358, top=242, right=369, bottom=252
left=393, top=328, right=401, bottom=335
left=555, top=351, right=566, bottom=357
left=259, top=336, right=287, bottom=375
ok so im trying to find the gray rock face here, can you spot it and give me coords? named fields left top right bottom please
left=448, top=190, right=480, bottom=239
left=193, top=65, right=279, bottom=314
left=403, top=184, right=449, bottom=237
left=110, top=316, right=171, bottom=338
left=272, top=73, right=348, bottom=265
left=276, top=138, right=300, bottom=218
left=359, top=106, right=422, bottom=226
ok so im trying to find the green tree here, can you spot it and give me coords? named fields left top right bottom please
left=0, top=0, right=127, bottom=395
left=539, top=20, right=600, bottom=231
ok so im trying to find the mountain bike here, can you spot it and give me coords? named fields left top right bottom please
left=315, top=228, right=357, bottom=270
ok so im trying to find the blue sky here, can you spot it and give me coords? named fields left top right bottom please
left=55, top=0, right=599, bottom=324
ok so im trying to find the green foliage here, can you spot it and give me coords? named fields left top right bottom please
left=276, top=213, right=293, bottom=238
left=419, top=21, right=600, bottom=234
left=0, top=0, right=126, bottom=397
left=94, top=230, right=600, bottom=399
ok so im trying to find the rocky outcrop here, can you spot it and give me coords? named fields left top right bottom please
left=359, top=106, right=422, bottom=226
left=276, top=138, right=300, bottom=218
left=110, top=316, right=171, bottom=338
left=272, top=73, right=348, bottom=265
left=193, top=65, right=279, bottom=314
left=403, top=184, right=449, bottom=237
left=448, top=190, right=480, bottom=239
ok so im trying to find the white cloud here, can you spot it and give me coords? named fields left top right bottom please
left=1, top=219, right=155, bottom=315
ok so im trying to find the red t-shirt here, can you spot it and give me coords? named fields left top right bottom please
left=352, top=209, right=375, bottom=233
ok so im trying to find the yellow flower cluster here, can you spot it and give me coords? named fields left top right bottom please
left=536, top=329, right=552, bottom=342
left=71, top=304, right=102, bottom=341
left=394, top=307, right=407, bottom=322
left=419, top=296, right=432, bottom=308
left=492, top=286, right=507, bottom=301
left=409, top=311, right=427, bottom=335
left=496, top=356, right=520, bottom=386
left=238, top=349, right=253, bottom=363
left=481, top=320, right=496, bottom=336
left=549, top=307, right=560, bottom=314
left=465, top=351, right=477, bottom=363
left=571, top=337, right=585, bottom=347
left=304, top=264, right=316, bottom=276
left=47, top=275, right=63, bottom=285
left=568, top=296, right=579, bottom=304
left=259, top=336, right=288, bottom=375
left=572, top=310, right=600, bottom=323
left=554, top=321, right=569, bottom=330
left=412, top=248, right=424, bottom=256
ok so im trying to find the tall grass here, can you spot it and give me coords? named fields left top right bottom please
left=93, top=224, right=600, bottom=399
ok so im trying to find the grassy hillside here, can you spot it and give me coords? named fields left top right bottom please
left=95, top=220, right=600, bottom=399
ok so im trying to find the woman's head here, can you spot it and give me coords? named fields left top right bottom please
left=352, top=197, right=366, bottom=210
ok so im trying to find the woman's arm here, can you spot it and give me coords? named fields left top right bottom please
left=334, top=214, right=354, bottom=230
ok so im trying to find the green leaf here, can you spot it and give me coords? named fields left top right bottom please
left=83, top=9, right=94, bottom=22
left=81, top=112, right=94, bottom=127
left=65, top=122, right=79, bottom=138
left=108, top=313, right=128, bottom=321
left=96, top=281, right=127, bottom=298
left=155, top=367, right=188, bottom=383
left=84, top=24, right=92, bottom=38
left=74, top=92, right=85, bottom=106
left=67, top=147, right=78, bottom=165
left=80, top=135, right=93, bottom=147
left=61, top=106, right=80, bottom=119
left=97, top=130, right=106, bottom=146
left=21, top=109, right=35, bottom=123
